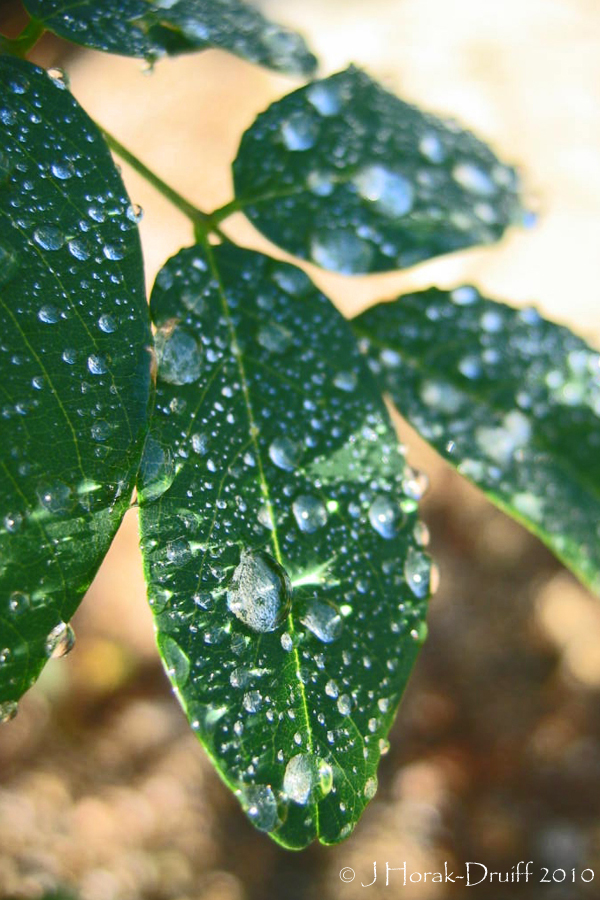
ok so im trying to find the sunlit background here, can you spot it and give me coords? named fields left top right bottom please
left=2, top=0, right=600, bottom=897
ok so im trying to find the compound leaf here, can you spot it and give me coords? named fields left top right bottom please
left=22, top=0, right=317, bottom=75
left=138, top=243, right=431, bottom=848
left=353, top=287, right=600, bottom=595
left=232, top=67, right=524, bottom=274
left=0, top=57, right=152, bottom=710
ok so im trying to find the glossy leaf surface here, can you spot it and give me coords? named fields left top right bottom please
left=138, top=244, right=431, bottom=847
left=0, top=57, right=152, bottom=708
left=354, top=287, right=600, bottom=595
left=23, top=0, right=317, bottom=75
left=233, top=67, right=524, bottom=274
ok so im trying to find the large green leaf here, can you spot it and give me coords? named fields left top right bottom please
left=353, top=287, right=600, bottom=595
left=138, top=243, right=431, bottom=848
left=232, top=67, right=524, bottom=274
left=0, top=57, right=152, bottom=711
left=22, top=0, right=317, bottom=75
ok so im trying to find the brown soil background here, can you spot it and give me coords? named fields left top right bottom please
left=2, top=1, right=600, bottom=898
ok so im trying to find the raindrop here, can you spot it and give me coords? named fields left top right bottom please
left=33, top=225, right=64, bottom=251
left=50, top=162, right=73, bottom=180
left=138, top=437, right=175, bottom=502
left=38, top=304, right=60, bottom=324
left=310, top=230, right=374, bottom=275
left=0, top=243, right=19, bottom=286
left=257, top=322, right=292, bottom=354
left=155, top=326, right=202, bottom=385
left=453, top=162, right=498, bottom=196
left=45, top=622, right=75, bottom=658
left=333, top=371, right=357, bottom=392
left=300, top=600, right=342, bottom=643
left=281, top=111, right=318, bottom=151
left=368, top=495, right=403, bottom=539
left=269, top=436, right=302, bottom=471
left=67, top=238, right=91, bottom=261
left=226, top=549, right=292, bottom=633
left=283, top=753, right=331, bottom=804
left=37, top=481, right=72, bottom=514
left=0, top=702, right=18, bottom=724
left=191, top=433, right=209, bottom=456
left=47, top=67, right=70, bottom=89
left=161, top=635, right=190, bottom=684
left=240, top=784, right=278, bottom=832
left=8, top=591, right=29, bottom=614
left=337, top=694, right=352, bottom=715
left=353, top=164, right=414, bottom=217
left=306, top=82, right=341, bottom=116
left=98, top=313, right=117, bottom=333
left=292, top=495, right=328, bottom=533
left=88, top=354, right=109, bottom=375
left=404, top=547, right=431, bottom=598
left=126, top=203, right=144, bottom=223
left=419, top=132, right=445, bottom=164
left=364, top=776, right=378, bottom=800
left=450, top=285, right=478, bottom=306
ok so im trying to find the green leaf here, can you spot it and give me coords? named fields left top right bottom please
left=22, top=0, right=317, bottom=75
left=353, top=287, right=600, bottom=595
left=0, top=57, right=152, bottom=709
left=232, top=66, right=524, bottom=274
left=138, top=243, right=431, bottom=848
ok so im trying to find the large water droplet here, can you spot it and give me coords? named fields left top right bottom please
left=160, top=634, right=190, bottom=684
left=353, top=164, right=414, bottom=217
left=155, top=325, right=202, bottom=385
left=240, top=784, right=278, bottom=832
left=227, top=549, right=292, bottom=633
left=138, top=437, right=175, bottom=502
left=33, top=225, right=64, bottom=251
left=368, top=495, right=403, bottom=539
left=283, top=753, right=332, bottom=804
left=45, top=622, right=75, bottom=658
left=300, top=600, right=342, bottom=643
left=310, top=230, right=374, bottom=274
left=404, top=547, right=431, bottom=598
left=269, top=436, right=302, bottom=471
left=281, top=111, right=318, bottom=151
left=292, top=495, right=328, bottom=533
left=0, top=701, right=18, bottom=724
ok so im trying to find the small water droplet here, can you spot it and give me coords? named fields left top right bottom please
left=306, top=82, right=342, bottom=116
left=126, top=203, right=144, bottom=223
left=160, top=634, right=190, bottom=684
left=33, top=225, right=64, bottom=251
left=87, top=354, right=108, bottom=375
left=47, top=67, right=70, bottom=89
left=333, top=370, right=357, bottom=392
left=269, top=436, right=302, bottom=472
left=419, top=132, right=445, bottom=164
left=292, top=495, right=328, bottom=533
left=37, top=481, right=72, bottom=514
left=45, top=622, right=75, bottom=658
left=337, top=694, right=352, bottom=715
left=257, top=322, right=293, bottom=354
left=353, top=164, right=414, bottom=217
left=404, top=547, right=431, bottom=598
left=281, top=111, right=318, bottom=151
left=300, top=600, right=342, bottom=643
left=364, top=775, right=378, bottom=800
left=8, top=591, right=29, bottom=614
left=368, top=495, right=403, bottom=539
left=450, top=285, right=479, bottom=306
left=38, top=304, right=61, bottom=324
left=98, top=313, right=117, bottom=333
left=453, top=162, right=497, bottom=197
left=310, top=230, right=374, bottom=275
left=240, top=784, right=278, bottom=832
left=0, top=701, right=18, bottom=723
left=283, top=753, right=329, bottom=805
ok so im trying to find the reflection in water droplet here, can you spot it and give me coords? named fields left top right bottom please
left=368, top=495, right=403, bottom=539
left=126, top=203, right=144, bottom=223
left=33, top=225, right=64, bottom=251
left=9, top=591, right=29, bottom=614
left=364, top=775, right=378, bottom=800
left=38, top=305, right=61, bottom=324
left=292, top=495, right=328, bottom=533
left=160, top=634, right=190, bottom=684
left=310, top=230, right=374, bottom=275
left=240, top=784, right=278, bottom=832
left=419, top=132, right=445, bottom=164
left=88, top=354, right=108, bottom=375
left=227, top=549, right=291, bottom=633
left=306, top=82, right=341, bottom=116
left=257, top=322, right=292, bottom=354
left=155, top=326, right=202, bottom=385
left=269, top=436, right=302, bottom=471
left=353, top=164, right=414, bottom=217
left=138, top=437, right=175, bottom=502
left=281, top=111, right=318, bottom=151
left=0, top=701, right=18, bottom=724
left=404, top=547, right=431, bottom=598
left=450, top=285, right=478, bottom=306
left=300, top=600, right=342, bottom=643
left=333, top=371, right=357, bottom=392
left=45, top=622, right=75, bottom=658
left=283, top=753, right=332, bottom=804
left=37, top=481, right=72, bottom=514
left=453, top=162, right=497, bottom=197
left=98, top=313, right=117, bottom=333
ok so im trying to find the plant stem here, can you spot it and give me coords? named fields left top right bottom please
left=210, top=199, right=244, bottom=223
left=0, top=18, right=45, bottom=57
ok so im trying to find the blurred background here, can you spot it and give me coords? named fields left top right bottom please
left=2, top=0, right=600, bottom=897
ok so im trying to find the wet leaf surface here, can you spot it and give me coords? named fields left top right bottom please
left=354, top=287, right=600, bottom=595
left=233, top=67, right=524, bottom=274
left=0, top=57, right=152, bottom=708
left=23, top=0, right=317, bottom=75
left=138, top=244, right=431, bottom=847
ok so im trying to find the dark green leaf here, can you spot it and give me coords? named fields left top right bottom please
left=0, top=57, right=152, bottom=710
left=354, top=287, right=600, bottom=595
left=22, top=0, right=317, bottom=75
left=138, top=244, right=431, bottom=848
left=232, top=67, right=524, bottom=274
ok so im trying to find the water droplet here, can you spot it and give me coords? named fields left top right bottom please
left=155, top=325, right=202, bottom=385
left=138, top=437, right=175, bottom=502
left=337, top=694, right=352, bottom=715
left=8, top=591, right=29, bottom=614
left=283, top=753, right=331, bottom=804
left=45, top=622, right=75, bottom=658
left=240, top=784, right=278, bottom=832
left=243, top=690, right=262, bottom=713
left=402, top=471, right=429, bottom=502
left=268, top=436, right=302, bottom=471
left=166, top=538, right=192, bottom=566
left=353, top=164, right=414, bottom=217
left=292, top=495, right=328, bottom=533
left=38, top=304, right=61, bottom=324
left=126, top=203, right=144, bottom=223
left=419, top=132, right=445, bottom=163
left=307, top=170, right=335, bottom=196
left=37, top=481, right=72, bottom=514
left=87, top=354, right=109, bottom=375
left=272, top=266, right=311, bottom=296
left=481, top=309, right=503, bottom=333
left=453, top=162, right=497, bottom=196
left=67, top=238, right=91, bottom=261
left=191, top=433, right=209, bottom=456
left=364, top=775, right=378, bottom=800
left=333, top=370, right=357, bottom=392
left=160, top=634, right=190, bottom=684
left=4, top=512, right=23, bottom=533
left=281, top=111, right=318, bottom=151
left=0, top=701, right=18, bottom=723
left=257, top=322, right=292, bottom=354
left=33, top=225, right=64, bottom=251
left=306, top=82, right=341, bottom=116
left=368, top=495, right=403, bottom=539
left=47, top=67, right=69, bottom=89
left=301, top=600, right=342, bottom=643
left=98, top=313, right=117, bottom=333
left=227, top=549, right=292, bottom=633
left=103, top=242, right=126, bottom=261
left=0, top=243, right=19, bottom=286
left=51, top=162, right=73, bottom=180
left=310, top=230, right=374, bottom=275
left=325, top=679, right=339, bottom=699
left=450, top=285, right=479, bottom=306
left=404, top=547, right=431, bottom=598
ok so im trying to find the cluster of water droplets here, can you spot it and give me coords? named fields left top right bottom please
left=140, top=244, right=436, bottom=842
left=235, top=67, right=524, bottom=275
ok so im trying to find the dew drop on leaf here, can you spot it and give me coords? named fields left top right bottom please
left=226, top=549, right=292, bottom=633
left=45, top=622, right=75, bottom=658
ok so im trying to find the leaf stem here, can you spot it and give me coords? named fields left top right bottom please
left=210, top=199, right=244, bottom=223
left=0, top=17, right=45, bottom=57
left=99, top=126, right=229, bottom=240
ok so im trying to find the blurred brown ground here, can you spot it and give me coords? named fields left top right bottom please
left=2, top=0, right=600, bottom=898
